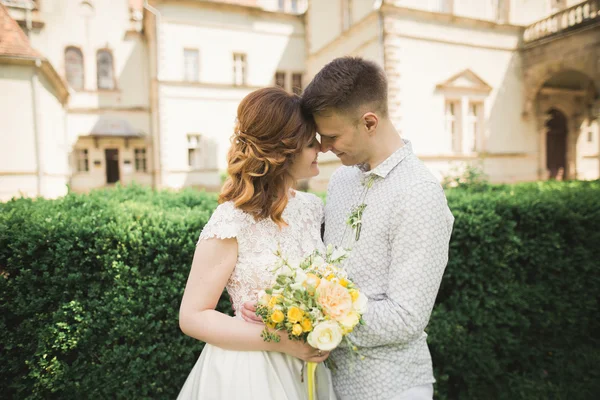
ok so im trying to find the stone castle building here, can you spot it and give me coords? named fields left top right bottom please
left=1, top=0, right=599, bottom=199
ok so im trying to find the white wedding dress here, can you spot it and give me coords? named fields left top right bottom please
left=177, top=191, right=337, bottom=400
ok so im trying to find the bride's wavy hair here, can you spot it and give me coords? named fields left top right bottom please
left=219, top=87, right=316, bottom=227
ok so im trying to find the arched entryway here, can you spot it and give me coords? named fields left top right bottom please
left=534, top=69, right=599, bottom=181
left=545, top=109, right=568, bottom=180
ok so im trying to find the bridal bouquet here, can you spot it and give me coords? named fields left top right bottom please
left=256, top=244, right=367, bottom=351
left=256, top=245, right=367, bottom=399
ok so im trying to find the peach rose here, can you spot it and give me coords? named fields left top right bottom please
left=316, top=279, right=353, bottom=321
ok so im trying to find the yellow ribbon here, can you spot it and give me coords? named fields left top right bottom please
left=307, top=361, right=317, bottom=400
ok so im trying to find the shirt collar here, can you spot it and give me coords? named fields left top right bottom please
left=361, top=139, right=412, bottom=179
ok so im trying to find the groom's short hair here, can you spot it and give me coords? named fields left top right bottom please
left=301, top=57, right=388, bottom=119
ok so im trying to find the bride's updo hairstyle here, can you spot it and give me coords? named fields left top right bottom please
left=219, top=87, right=316, bottom=227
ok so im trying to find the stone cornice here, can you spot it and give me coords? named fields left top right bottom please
left=436, top=69, right=493, bottom=94
left=149, top=0, right=304, bottom=22
left=381, top=2, right=523, bottom=33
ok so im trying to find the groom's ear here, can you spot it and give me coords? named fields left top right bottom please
left=361, top=112, right=379, bottom=136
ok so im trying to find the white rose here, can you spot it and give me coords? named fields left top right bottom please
left=353, top=292, right=368, bottom=314
left=307, top=321, right=343, bottom=351
left=290, top=282, right=305, bottom=292
left=337, top=311, right=360, bottom=330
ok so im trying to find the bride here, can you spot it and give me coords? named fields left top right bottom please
left=177, top=87, right=336, bottom=399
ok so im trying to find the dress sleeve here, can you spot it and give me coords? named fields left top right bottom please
left=197, top=202, right=242, bottom=245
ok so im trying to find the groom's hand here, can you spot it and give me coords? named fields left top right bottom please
left=240, top=301, right=263, bottom=324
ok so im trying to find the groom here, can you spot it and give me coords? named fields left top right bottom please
left=244, top=57, right=454, bottom=400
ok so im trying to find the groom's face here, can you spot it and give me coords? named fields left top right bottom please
left=314, top=111, right=368, bottom=166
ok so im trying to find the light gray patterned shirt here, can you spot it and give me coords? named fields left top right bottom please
left=324, top=140, right=454, bottom=400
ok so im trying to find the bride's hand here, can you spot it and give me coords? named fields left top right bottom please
left=278, top=335, right=330, bottom=363
left=240, top=301, right=263, bottom=324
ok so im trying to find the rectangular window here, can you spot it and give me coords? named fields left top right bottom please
left=445, top=101, right=460, bottom=153
left=292, top=73, right=302, bottom=95
left=290, top=0, right=298, bottom=13
left=76, top=149, right=89, bottom=172
left=275, top=71, right=286, bottom=89
left=278, top=0, right=285, bottom=11
left=188, top=134, right=202, bottom=169
left=65, top=46, right=84, bottom=91
left=97, top=49, right=115, bottom=90
left=589, top=130, right=594, bottom=143
left=467, top=102, right=483, bottom=153
left=233, top=53, right=247, bottom=86
left=134, top=148, right=147, bottom=172
left=184, top=49, right=200, bottom=82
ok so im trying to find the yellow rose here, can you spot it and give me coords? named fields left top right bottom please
left=266, top=321, right=276, bottom=329
left=268, top=295, right=281, bottom=309
left=350, top=290, right=359, bottom=302
left=338, top=311, right=360, bottom=333
left=325, top=274, right=335, bottom=281
left=271, top=309, right=284, bottom=323
left=292, top=324, right=303, bottom=336
left=301, top=318, right=312, bottom=332
left=287, top=306, right=304, bottom=323
left=339, top=278, right=349, bottom=288
left=316, top=279, right=353, bottom=321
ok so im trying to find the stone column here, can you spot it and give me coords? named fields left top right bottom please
left=537, top=112, right=549, bottom=180
left=567, top=115, right=584, bottom=180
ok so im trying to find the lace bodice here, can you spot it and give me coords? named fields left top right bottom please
left=198, top=191, right=325, bottom=316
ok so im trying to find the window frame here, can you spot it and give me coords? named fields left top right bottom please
left=96, top=48, right=116, bottom=91
left=233, top=53, right=247, bottom=86
left=134, top=148, right=147, bottom=172
left=187, top=134, right=202, bottom=169
left=291, top=72, right=303, bottom=95
left=75, top=148, right=89, bottom=172
left=65, top=46, right=85, bottom=91
left=183, top=48, right=200, bottom=82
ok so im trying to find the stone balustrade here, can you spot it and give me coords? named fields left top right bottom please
left=524, top=0, right=600, bottom=44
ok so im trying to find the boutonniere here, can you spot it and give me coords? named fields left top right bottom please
left=345, top=174, right=381, bottom=242
left=347, top=203, right=367, bottom=241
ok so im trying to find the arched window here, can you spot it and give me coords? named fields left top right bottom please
left=65, top=46, right=84, bottom=90
left=97, top=49, right=115, bottom=90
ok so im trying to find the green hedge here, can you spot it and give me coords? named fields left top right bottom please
left=431, top=180, right=600, bottom=399
left=0, top=185, right=228, bottom=399
left=1, top=182, right=599, bottom=399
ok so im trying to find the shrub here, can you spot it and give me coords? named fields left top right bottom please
left=430, top=180, right=600, bottom=399
left=1, top=182, right=598, bottom=399
left=0, top=185, right=226, bottom=399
